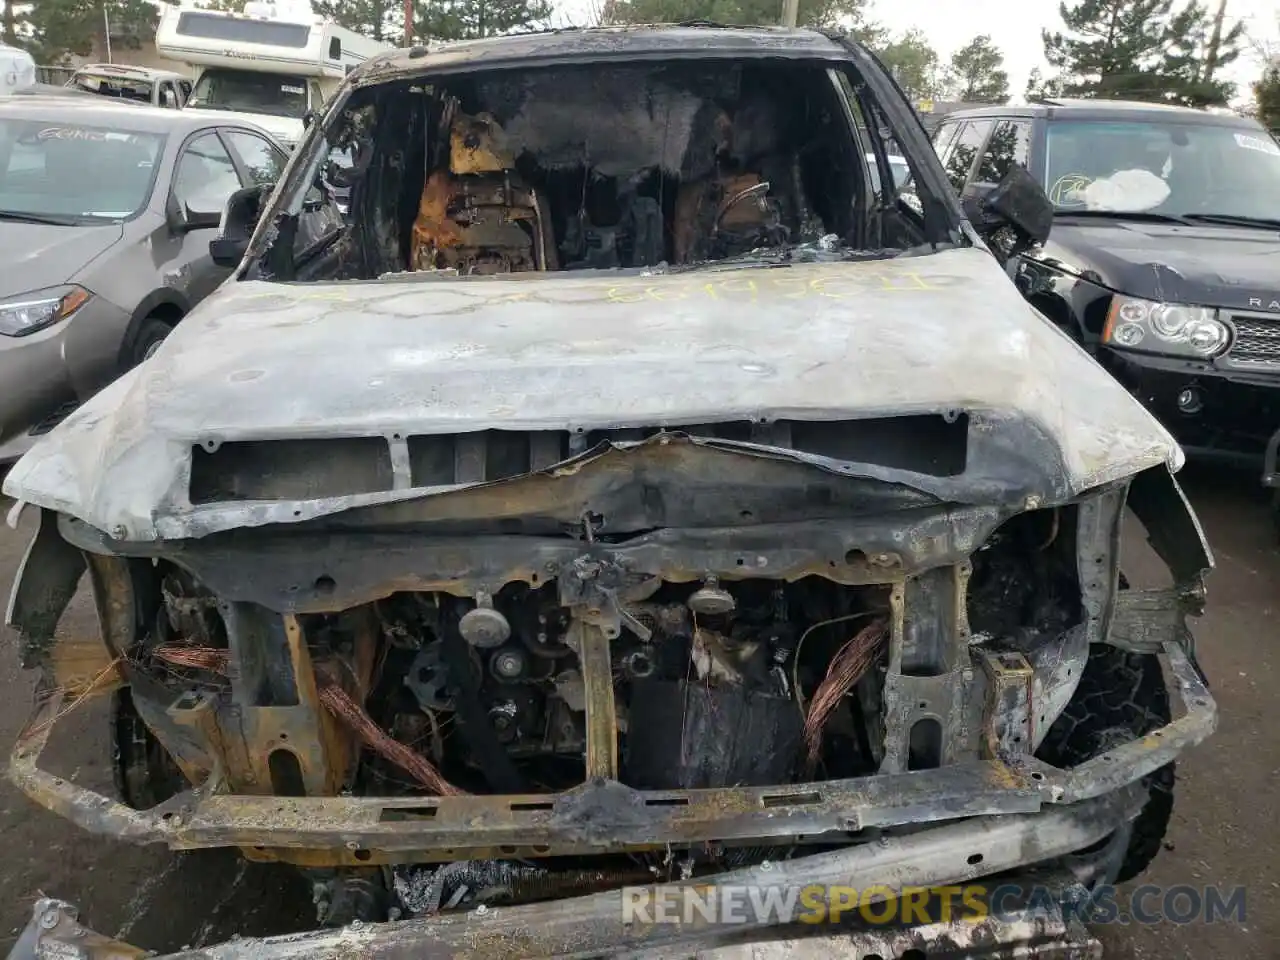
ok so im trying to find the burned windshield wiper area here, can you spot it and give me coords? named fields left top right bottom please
left=1054, top=209, right=1193, bottom=225
left=672, top=242, right=919, bottom=274
left=1181, top=213, right=1280, bottom=230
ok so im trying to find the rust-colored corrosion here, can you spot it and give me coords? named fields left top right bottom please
left=152, top=643, right=463, bottom=797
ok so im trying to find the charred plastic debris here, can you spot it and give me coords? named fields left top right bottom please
left=2, top=29, right=1218, bottom=960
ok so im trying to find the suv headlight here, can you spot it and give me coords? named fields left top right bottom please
left=1103, top=295, right=1229, bottom=359
left=0, top=285, right=92, bottom=338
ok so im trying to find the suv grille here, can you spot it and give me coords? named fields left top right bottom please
left=1229, top=317, right=1280, bottom=365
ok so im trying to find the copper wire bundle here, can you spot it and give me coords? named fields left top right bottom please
left=153, top=645, right=231, bottom=673
left=316, top=681, right=466, bottom=796
left=151, top=644, right=464, bottom=796
left=802, top=621, right=886, bottom=773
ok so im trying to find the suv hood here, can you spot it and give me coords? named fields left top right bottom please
left=1046, top=217, right=1280, bottom=310
left=0, top=221, right=123, bottom=298
left=3, top=247, right=1181, bottom=540
left=179, top=106, right=301, bottom=147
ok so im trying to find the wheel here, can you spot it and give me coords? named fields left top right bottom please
left=1036, top=644, right=1174, bottom=883
left=127, top=316, right=174, bottom=367
left=112, top=688, right=187, bottom=809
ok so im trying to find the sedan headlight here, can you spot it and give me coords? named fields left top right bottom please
left=1103, top=295, right=1230, bottom=359
left=0, top=285, right=92, bottom=338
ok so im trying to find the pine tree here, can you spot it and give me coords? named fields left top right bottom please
left=603, top=0, right=881, bottom=38
left=1042, top=0, right=1242, bottom=105
left=878, top=29, right=939, bottom=102
left=1042, top=0, right=1172, bottom=101
left=944, top=35, right=1009, bottom=103
left=1025, top=66, right=1062, bottom=100
left=22, top=0, right=167, bottom=63
left=1160, top=0, right=1242, bottom=105
left=3, top=1, right=25, bottom=44
left=1255, top=62, right=1280, bottom=131
left=314, top=0, right=403, bottom=43
left=414, top=0, right=551, bottom=41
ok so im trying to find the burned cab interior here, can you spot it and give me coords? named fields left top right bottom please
left=264, top=58, right=928, bottom=280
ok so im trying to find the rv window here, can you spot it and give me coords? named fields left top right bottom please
left=175, top=11, right=310, bottom=48
left=328, top=37, right=341, bottom=60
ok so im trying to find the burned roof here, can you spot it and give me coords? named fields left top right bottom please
left=355, top=24, right=856, bottom=84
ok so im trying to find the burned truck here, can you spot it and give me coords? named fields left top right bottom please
left=4, top=25, right=1215, bottom=960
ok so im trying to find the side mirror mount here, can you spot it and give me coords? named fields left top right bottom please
left=209, top=183, right=270, bottom=268
left=303, top=109, right=318, bottom=129
left=963, top=166, right=1054, bottom=261
left=167, top=193, right=222, bottom=234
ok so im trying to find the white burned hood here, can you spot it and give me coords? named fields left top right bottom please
left=4, top=247, right=1181, bottom=540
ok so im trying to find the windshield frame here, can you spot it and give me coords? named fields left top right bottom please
left=1042, top=114, right=1280, bottom=220
left=0, top=119, right=168, bottom=224
left=68, top=72, right=156, bottom=104
left=236, top=43, right=968, bottom=284
left=188, top=67, right=310, bottom=119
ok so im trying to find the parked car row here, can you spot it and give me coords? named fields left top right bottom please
left=926, top=96, right=1280, bottom=526
left=0, top=93, right=288, bottom=463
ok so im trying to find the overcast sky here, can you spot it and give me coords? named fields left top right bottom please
left=550, top=0, right=1279, bottom=104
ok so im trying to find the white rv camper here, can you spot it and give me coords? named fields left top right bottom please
left=156, top=1, right=391, bottom=147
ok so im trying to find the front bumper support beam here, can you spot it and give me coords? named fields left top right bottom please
left=8, top=642, right=1213, bottom=860
left=8, top=785, right=1139, bottom=960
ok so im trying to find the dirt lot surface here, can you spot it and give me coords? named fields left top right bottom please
left=0, top=463, right=1274, bottom=957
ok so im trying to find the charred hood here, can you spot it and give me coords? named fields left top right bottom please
left=3, top=248, right=1180, bottom=540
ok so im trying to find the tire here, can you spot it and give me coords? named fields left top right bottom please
left=111, top=688, right=187, bottom=809
left=127, top=316, right=174, bottom=367
left=1037, top=644, right=1175, bottom=883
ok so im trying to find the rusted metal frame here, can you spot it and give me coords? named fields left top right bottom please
left=55, top=506, right=1005, bottom=615
left=10, top=686, right=194, bottom=843
left=573, top=618, right=618, bottom=781
left=218, top=606, right=353, bottom=798
left=8, top=646, right=1211, bottom=854
left=10, top=883, right=1106, bottom=960
left=1014, top=640, right=1215, bottom=804
left=879, top=564, right=974, bottom=774
left=979, top=650, right=1035, bottom=760
left=10, top=789, right=1141, bottom=960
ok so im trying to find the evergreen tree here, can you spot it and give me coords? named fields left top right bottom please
left=878, top=29, right=939, bottom=102
left=1255, top=62, right=1280, bottom=131
left=313, top=0, right=402, bottom=42
left=1042, top=0, right=1242, bottom=105
left=21, top=0, right=168, bottom=63
left=944, top=34, right=1009, bottom=102
left=1042, top=0, right=1172, bottom=100
left=1160, top=0, right=1242, bottom=105
left=603, top=0, right=881, bottom=38
left=1025, top=66, right=1062, bottom=100
left=3, top=1, right=25, bottom=44
left=415, top=0, right=551, bottom=40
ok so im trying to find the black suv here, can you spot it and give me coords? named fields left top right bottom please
left=933, top=98, right=1280, bottom=480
